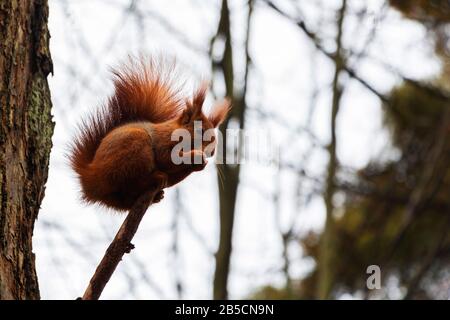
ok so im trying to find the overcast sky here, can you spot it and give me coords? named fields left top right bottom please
left=33, top=0, right=440, bottom=299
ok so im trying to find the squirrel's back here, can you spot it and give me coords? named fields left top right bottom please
left=69, top=56, right=184, bottom=190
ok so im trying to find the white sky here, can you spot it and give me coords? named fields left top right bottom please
left=34, top=0, right=441, bottom=299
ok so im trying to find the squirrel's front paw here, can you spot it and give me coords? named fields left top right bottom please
left=192, top=150, right=208, bottom=171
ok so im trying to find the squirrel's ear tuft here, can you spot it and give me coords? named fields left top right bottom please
left=192, top=82, right=208, bottom=115
left=209, top=98, right=232, bottom=127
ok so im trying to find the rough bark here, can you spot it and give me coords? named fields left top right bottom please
left=0, top=0, right=53, bottom=299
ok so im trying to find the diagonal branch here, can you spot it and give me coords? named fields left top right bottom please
left=265, top=0, right=450, bottom=104
left=81, top=190, right=159, bottom=300
left=264, top=0, right=389, bottom=104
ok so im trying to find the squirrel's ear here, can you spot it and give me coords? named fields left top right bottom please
left=192, top=82, right=208, bottom=116
left=209, top=98, right=232, bottom=127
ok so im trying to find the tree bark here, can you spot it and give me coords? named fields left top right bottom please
left=0, top=0, right=53, bottom=299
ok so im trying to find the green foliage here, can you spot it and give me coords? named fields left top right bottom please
left=384, top=83, right=447, bottom=148
left=249, top=286, right=295, bottom=300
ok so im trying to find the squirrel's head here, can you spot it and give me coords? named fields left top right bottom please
left=177, top=84, right=231, bottom=157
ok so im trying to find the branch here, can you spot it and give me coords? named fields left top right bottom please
left=264, top=0, right=389, bottom=103
left=316, top=0, right=348, bottom=300
left=140, top=9, right=208, bottom=56
left=265, top=0, right=450, bottom=104
left=81, top=191, right=158, bottom=300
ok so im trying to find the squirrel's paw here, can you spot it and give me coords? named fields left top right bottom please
left=153, top=190, right=165, bottom=203
left=151, top=170, right=169, bottom=190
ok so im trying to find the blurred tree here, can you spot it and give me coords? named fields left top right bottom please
left=211, top=0, right=253, bottom=299
left=317, top=0, right=450, bottom=299
left=316, top=0, right=347, bottom=300
left=0, top=0, right=53, bottom=299
left=252, top=0, right=450, bottom=299
left=302, top=79, right=450, bottom=299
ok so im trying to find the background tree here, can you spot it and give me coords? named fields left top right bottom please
left=211, top=0, right=253, bottom=300
left=0, top=0, right=53, bottom=299
left=316, top=0, right=347, bottom=299
left=253, top=0, right=450, bottom=300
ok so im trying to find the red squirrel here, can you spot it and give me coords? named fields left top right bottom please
left=69, top=57, right=231, bottom=211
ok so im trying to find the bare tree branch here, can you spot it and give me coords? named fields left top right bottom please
left=264, top=0, right=388, bottom=103
left=81, top=191, right=158, bottom=300
left=265, top=0, right=450, bottom=103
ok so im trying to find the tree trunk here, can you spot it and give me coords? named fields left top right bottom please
left=316, top=0, right=347, bottom=300
left=211, top=0, right=235, bottom=300
left=211, top=0, right=253, bottom=300
left=0, top=0, right=53, bottom=300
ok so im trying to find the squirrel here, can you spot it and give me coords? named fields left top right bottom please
left=69, top=57, right=231, bottom=211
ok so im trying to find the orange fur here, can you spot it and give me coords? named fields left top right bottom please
left=209, top=98, right=232, bottom=127
left=69, top=56, right=231, bottom=211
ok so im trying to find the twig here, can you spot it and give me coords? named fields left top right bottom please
left=81, top=191, right=158, bottom=300
left=265, top=0, right=450, bottom=104
left=264, top=0, right=388, bottom=103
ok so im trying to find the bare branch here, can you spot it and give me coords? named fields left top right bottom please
left=265, top=0, right=450, bottom=103
left=81, top=190, right=158, bottom=300
left=264, top=0, right=389, bottom=103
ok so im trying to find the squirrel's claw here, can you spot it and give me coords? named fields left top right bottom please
left=153, top=190, right=165, bottom=203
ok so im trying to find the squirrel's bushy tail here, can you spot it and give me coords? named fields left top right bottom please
left=69, top=56, right=184, bottom=180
